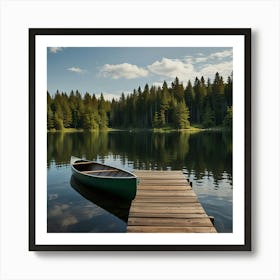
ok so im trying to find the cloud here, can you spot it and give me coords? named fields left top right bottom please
left=95, top=92, right=122, bottom=101
left=48, top=194, right=58, bottom=201
left=195, top=57, right=208, bottom=63
left=210, top=50, right=233, bottom=60
left=152, top=81, right=168, bottom=88
left=147, top=57, right=199, bottom=82
left=61, top=216, right=78, bottom=227
left=79, top=205, right=104, bottom=219
left=49, top=47, right=64, bottom=53
left=199, top=61, right=233, bottom=81
left=48, top=204, right=70, bottom=217
left=100, top=63, right=149, bottom=79
left=99, top=49, right=232, bottom=86
left=67, top=67, right=85, bottom=73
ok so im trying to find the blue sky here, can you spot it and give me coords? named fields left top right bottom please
left=47, top=47, right=232, bottom=100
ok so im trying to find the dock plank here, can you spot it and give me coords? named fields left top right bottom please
left=137, top=185, right=192, bottom=191
left=127, top=170, right=217, bottom=233
left=136, top=190, right=197, bottom=197
left=128, top=212, right=208, bottom=218
left=127, top=226, right=217, bottom=233
left=138, top=180, right=189, bottom=185
left=133, top=197, right=199, bottom=203
left=128, top=217, right=213, bottom=227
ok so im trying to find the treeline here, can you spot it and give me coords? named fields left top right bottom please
left=47, top=90, right=110, bottom=130
left=47, top=72, right=232, bottom=130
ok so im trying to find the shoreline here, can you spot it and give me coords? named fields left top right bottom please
left=47, top=126, right=228, bottom=133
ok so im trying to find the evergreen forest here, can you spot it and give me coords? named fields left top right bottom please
left=47, top=72, right=233, bottom=131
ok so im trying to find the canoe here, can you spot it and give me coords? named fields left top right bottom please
left=70, top=156, right=137, bottom=200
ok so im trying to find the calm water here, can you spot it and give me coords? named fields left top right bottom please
left=47, top=130, right=232, bottom=233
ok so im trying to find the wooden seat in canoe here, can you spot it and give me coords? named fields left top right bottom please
left=73, top=161, right=94, bottom=165
left=82, top=169, right=119, bottom=174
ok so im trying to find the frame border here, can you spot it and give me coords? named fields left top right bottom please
left=29, top=28, right=251, bottom=251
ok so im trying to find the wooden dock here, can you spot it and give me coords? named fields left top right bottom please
left=127, top=170, right=217, bottom=233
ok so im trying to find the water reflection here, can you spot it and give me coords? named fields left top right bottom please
left=47, top=130, right=232, bottom=185
left=47, top=130, right=232, bottom=232
left=47, top=161, right=128, bottom=233
left=70, top=176, right=131, bottom=223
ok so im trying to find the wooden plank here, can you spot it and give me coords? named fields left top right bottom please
left=131, top=202, right=202, bottom=207
left=133, top=197, right=199, bottom=203
left=129, top=207, right=206, bottom=214
left=138, top=180, right=188, bottom=185
left=137, top=185, right=191, bottom=191
left=136, top=190, right=197, bottom=197
left=127, top=170, right=216, bottom=233
left=137, top=188, right=195, bottom=192
left=130, top=204, right=204, bottom=210
left=136, top=175, right=187, bottom=179
left=134, top=170, right=182, bottom=173
left=128, top=217, right=213, bottom=227
left=82, top=169, right=119, bottom=174
left=136, top=173, right=186, bottom=176
left=127, top=226, right=217, bottom=233
left=138, top=177, right=188, bottom=181
left=128, top=212, right=208, bottom=218
left=73, top=161, right=94, bottom=165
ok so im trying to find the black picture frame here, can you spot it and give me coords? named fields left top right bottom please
left=29, top=28, right=251, bottom=251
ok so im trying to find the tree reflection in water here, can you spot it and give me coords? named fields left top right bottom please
left=47, top=130, right=232, bottom=185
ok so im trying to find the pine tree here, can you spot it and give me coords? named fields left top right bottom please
left=47, top=107, right=54, bottom=129
left=53, top=112, right=64, bottom=130
left=160, top=82, right=170, bottom=125
left=212, top=73, right=227, bottom=125
left=171, top=77, right=184, bottom=102
left=225, top=73, right=233, bottom=107
left=202, top=102, right=216, bottom=128
left=173, top=102, right=190, bottom=129
left=47, top=91, right=54, bottom=129
left=184, top=80, right=195, bottom=123
left=152, top=112, right=160, bottom=128
left=223, top=107, right=233, bottom=129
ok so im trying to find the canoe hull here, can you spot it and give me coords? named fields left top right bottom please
left=70, top=157, right=137, bottom=200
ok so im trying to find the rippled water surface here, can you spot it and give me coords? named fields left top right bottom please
left=47, top=130, right=232, bottom=233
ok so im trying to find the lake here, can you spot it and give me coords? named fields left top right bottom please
left=47, top=130, right=232, bottom=233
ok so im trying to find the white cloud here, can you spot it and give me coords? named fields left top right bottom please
left=195, top=57, right=208, bottom=63
left=61, top=216, right=78, bottom=227
left=48, top=204, right=70, bottom=217
left=99, top=50, right=232, bottom=86
left=183, top=56, right=194, bottom=64
left=199, top=61, right=233, bottom=81
left=100, top=63, right=148, bottom=79
left=49, top=47, right=63, bottom=53
left=95, top=92, right=122, bottom=101
left=67, top=67, right=85, bottom=73
left=152, top=81, right=167, bottom=88
left=147, top=50, right=232, bottom=84
left=147, top=57, right=199, bottom=83
left=48, top=194, right=58, bottom=201
left=210, top=49, right=233, bottom=60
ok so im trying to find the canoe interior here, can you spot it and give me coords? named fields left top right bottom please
left=73, top=160, right=134, bottom=178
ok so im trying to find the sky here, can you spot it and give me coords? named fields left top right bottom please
left=47, top=47, right=232, bottom=100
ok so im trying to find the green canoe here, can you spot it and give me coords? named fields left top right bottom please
left=70, top=156, right=137, bottom=200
